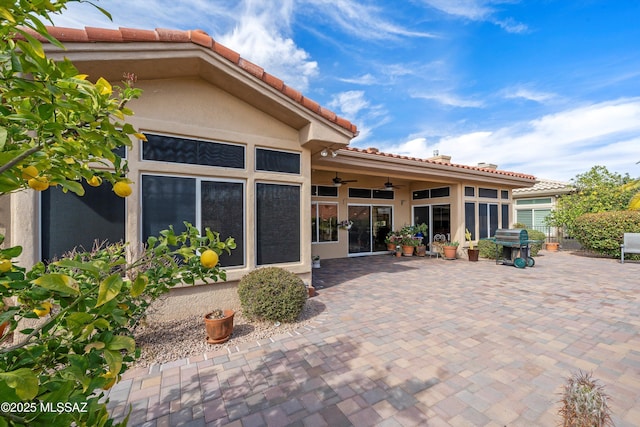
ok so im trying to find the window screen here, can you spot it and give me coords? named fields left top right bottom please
left=372, top=190, right=394, bottom=199
left=413, top=189, right=430, bottom=200
left=430, top=187, right=450, bottom=198
left=41, top=183, right=125, bottom=261
left=142, top=175, right=195, bottom=243
left=256, top=183, right=300, bottom=264
left=465, top=186, right=475, bottom=197
left=479, top=188, right=498, bottom=198
left=349, top=188, right=372, bottom=198
left=501, top=204, right=510, bottom=229
left=256, top=148, right=300, bottom=174
left=465, top=202, right=476, bottom=240
left=143, top=134, right=245, bottom=169
left=317, top=186, right=338, bottom=197
left=201, top=181, right=244, bottom=267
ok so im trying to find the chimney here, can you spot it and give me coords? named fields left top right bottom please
left=478, top=162, right=498, bottom=170
left=429, top=154, right=451, bottom=164
left=366, top=147, right=379, bottom=153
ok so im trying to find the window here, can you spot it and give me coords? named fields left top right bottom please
left=312, top=185, right=338, bottom=197
left=465, top=203, right=476, bottom=240
left=372, top=189, right=394, bottom=199
left=413, top=187, right=450, bottom=200
left=312, top=203, right=338, bottom=243
left=517, top=208, right=551, bottom=230
left=142, top=133, right=245, bottom=169
left=256, top=148, right=300, bottom=174
left=256, top=183, right=300, bottom=264
left=465, top=186, right=475, bottom=197
left=141, top=175, right=245, bottom=267
left=430, top=187, right=450, bottom=198
left=41, top=183, right=125, bottom=261
left=501, top=190, right=509, bottom=199
left=349, top=188, right=372, bottom=198
left=413, top=189, right=429, bottom=200
left=479, top=188, right=498, bottom=198
left=479, top=203, right=498, bottom=238
left=501, top=204, right=510, bottom=228
left=516, top=197, right=553, bottom=205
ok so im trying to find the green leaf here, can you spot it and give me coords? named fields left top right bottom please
left=0, top=126, right=6, bottom=150
left=32, top=273, right=80, bottom=295
left=131, top=274, right=147, bottom=297
left=54, top=259, right=102, bottom=275
left=106, top=335, right=135, bottom=352
left=95, top=273, right=123, bottom=307
left=103, top=349, right=123, bottom=376
left=57, top=179, right=85, bottom=196
left=0, top=368, right=39, bottom=400
left=0, top=245, right=22, bottom=258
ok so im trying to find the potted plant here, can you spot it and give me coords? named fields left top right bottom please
left=443, top=241, right=459, bottom=259
left=465, top=228, right=479, bottom=261
left=401, top=236, right=420, bottom=256
left=414, top=223, right=428, bottom=256
left=385, top=231, right=401, bottom=252
left=204, top=309, right=235, bottom=344
left=312, top=255, right=321, bottom=268
left=338, top=220, right=353, bottom=230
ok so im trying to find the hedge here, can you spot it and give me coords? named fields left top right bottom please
left=573, top=211, right=640, bottom=257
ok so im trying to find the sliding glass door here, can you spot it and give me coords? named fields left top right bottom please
left=348, top=205, right=392, bottom=254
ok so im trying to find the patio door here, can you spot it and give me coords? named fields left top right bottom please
left=348, top=205, right=392, bottom=255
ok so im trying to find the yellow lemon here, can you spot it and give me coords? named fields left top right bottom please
left=100, top=371, right=117, bottom=390
left=87, top=176, right=102, bottom=187
left=113, top=181, right=132, bottom=197
left=0, top=259, right=11, bottom=273
left=200, top=250, right=219, bottom=268
left=28, top=176, right=49, bottom=191
left=21, top=165, right=38, bottom=180
left=33, top=301, right=53, bottom=317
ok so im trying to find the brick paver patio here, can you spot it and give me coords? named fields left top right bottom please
left=107, top=250, right=640, bottom=426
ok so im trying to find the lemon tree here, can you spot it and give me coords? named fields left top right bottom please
left=0, top=2, right=236, bottom=426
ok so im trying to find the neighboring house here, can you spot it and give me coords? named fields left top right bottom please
left=512, top=179, right=574, bottom=237
left=3, top=26, right=537, bottom=313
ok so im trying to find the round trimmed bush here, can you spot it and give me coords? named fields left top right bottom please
left=238, top=267, right=307, bottom=322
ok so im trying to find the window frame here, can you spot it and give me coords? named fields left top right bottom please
left=311, top=202, right=339, bottom=244
left=255, top=146, right=301, bottom=174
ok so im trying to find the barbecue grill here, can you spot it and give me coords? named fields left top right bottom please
left=488, top=229, right=541, bottom=268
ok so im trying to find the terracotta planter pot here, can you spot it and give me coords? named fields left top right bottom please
left=416, top=245, right=427, bottom=257
left=467, top=248, right=479, bottom=261
left=443, top=246, right=457, bottom=259
left=204, top=310, right=235, bottom=344
left=402, top=245, right=415, bottom=256
left=387, top=243, right=397, bottom=251
left=395, top=250, right=402, bottom=257
left=308, top=286, right=316, bottom=297
left=546, top=242, right=559, bottom=252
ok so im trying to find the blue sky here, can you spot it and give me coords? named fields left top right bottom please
left=52, top=0, right=640, bottom=182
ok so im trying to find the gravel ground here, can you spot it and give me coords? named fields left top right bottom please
left=132, top=298, right=326, bottom=367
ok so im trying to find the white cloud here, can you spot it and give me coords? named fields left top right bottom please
left=328, top=91, right=390, bottom=143
left=420, top=0, right=528, bottom=33
left=385, top=98, right=640, bottom=181
left=412, top=92, right=484, bottom=108
left=303, top=0, right=437, bottom=40
left=502, top=86, right=557, bottom=103
left=338, top=74, right=378, bottom=85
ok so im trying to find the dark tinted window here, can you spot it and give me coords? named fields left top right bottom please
left=41, top=183, right=124, bottom=261
left=430, top=187, right=450, bottom=198
left=501, top=190, right=509, bottom=199
left=413, top=189, right=429, bottom=200
left=201, top=181, right=244, bottom=267
left=256, top=148, right=300, bottom=174
left=465, top=202, right=476, bottom=240
left=256, top=184, right=300, bottom=264
left=372, top=190, right=394, bottom=199
left=465, top=186, right=475, bottom=197
left=142, top=175, right=195, bottom=242
left=317, top=186, right=338, bottom=197
left=479, top=188, right=498, bottom=198
left=349, top=188, right=372, bottom=198
left=143, top=134, right=244, bottom=169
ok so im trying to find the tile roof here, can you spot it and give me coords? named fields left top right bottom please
left=513, top=179, right=574, bottom=194
left=341, top=147, right=537, bottom=180
left=32, top=26, right=358, bottom=135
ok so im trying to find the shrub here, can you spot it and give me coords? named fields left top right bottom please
left=238, top=267, right=307, bottom=322
left=573, top=210, right=640, bottom=257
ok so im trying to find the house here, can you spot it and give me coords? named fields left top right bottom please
left=512, top=179, right=574, bottom=238
left=3, top=26, right=536, bottom=314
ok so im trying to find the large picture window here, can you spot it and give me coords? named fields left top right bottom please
left=142, top=175, right=245, bottom=267
left=479, top=203, right=499, bottom=238
left=312, top=203, right=338, bottom=243
left=41, top=183, right=125, bottom=261
left=256, top=183, right=300, bottom=265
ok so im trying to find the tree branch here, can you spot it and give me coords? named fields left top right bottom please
left=0, top=144, right=43, bottom=175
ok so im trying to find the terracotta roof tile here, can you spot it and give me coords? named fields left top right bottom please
left=84, top=27, right=123, bottom=42
left=342, top=147, right=536, bottom=180
left=28, top=25, right=356, bottom=135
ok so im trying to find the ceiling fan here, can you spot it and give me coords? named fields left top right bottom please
left=331, top=173, right=357, bottom=187
left=380, top=177, right=402, bottom=190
